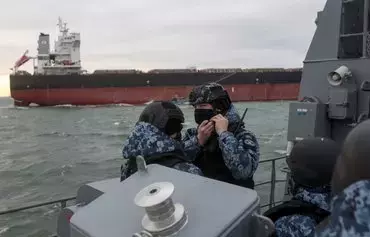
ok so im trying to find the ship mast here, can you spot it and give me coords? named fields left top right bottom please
left=57, top=17, right=69, bottom=37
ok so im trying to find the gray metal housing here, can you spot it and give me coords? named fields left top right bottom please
left=287, top=102, right=331, bottom=141
left=37, top=33, right=50, bottom=55
left=58, top=164, right=274, bottom=237
left=56, top=178, right=122, bottom=237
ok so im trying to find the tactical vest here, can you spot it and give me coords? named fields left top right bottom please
left=194, top=123, right=255, bottom=189
left=121, top=150, right=187, bottom=181
left=263, top=198, right=330, bottom=233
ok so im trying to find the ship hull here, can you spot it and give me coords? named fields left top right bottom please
left=11, top=83, right=299, bottom=106
left=10, top=71, right=302, bottom=106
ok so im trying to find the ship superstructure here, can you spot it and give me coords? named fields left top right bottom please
left=35, top=17, right=82, bottom=75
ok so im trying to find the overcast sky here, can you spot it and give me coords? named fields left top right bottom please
left=0, top=0, right=326, bottom=95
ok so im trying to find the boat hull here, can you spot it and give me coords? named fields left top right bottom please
left=11, top=83, right=300, bottom=106
left=10, top=71, right=302, bottom=106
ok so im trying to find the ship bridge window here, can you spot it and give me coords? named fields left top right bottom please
left=340, top=0, right=364, bottom=35
left=338, top=0, right=366, bottom=58
left=339, top=35, right=363, bottom=58
left=38, top=55, right=49, bottom=60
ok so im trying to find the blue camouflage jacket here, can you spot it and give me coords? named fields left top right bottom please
left=183, top=105, right=259, bottom=180
left=315, top=180, right=370, bottom=237
left=121, top=122, right=203, bottom=180
left=274, top=187, right=331, bottom=237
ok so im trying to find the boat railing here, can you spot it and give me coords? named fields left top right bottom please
left=0, top=155, right=287, bottom=216
left=256, top=155, right=288, bottom=209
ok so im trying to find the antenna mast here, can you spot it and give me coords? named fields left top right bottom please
left=57, top=17, right=69, bottom=36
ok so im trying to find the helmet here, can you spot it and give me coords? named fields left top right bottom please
left=287, top=137, right=340, bottom=188
left=138, top=101, right=184, bottom=135
left=188, top=82, right=231, bottom=113
left=331, top=119, right=370, bottom=195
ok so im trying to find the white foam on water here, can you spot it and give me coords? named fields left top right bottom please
left=54, top=104, right=74, bottom=107
left=116, top=103, right=134, bottom=107
left=13, top=106, right=29, bottom=110
left=0, top=227, right=9, bottom=235
left=274, top=149, right=287, bottom=155
left=144, top=100, right=154, bottom=105
left=29, top=103, right=40, bottom=107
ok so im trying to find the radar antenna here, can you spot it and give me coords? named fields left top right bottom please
left=57, top=17, right=69, bottom=36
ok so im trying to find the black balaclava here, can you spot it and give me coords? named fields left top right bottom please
left=165, top=118, right=183, bottom=141
left=189, top=83, right=231, bottom=125
left=194, top=109, right=216, bottom=124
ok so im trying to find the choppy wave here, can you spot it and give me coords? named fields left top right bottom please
left=35, top=131, right=72, bottom=138
left=0, top=105, right=14, bottom=109
left=0, top=227, right=9, bottom=235
left=274, top=149, right=287, bottom=155
left=0, top=125, right=16, bottom=132
left=53, top=103, right=135, bottom=108
left=36, top=131, right=126, bottom=139
left=144, top=100, right=154, bottom=105
left=259, top=131, right=286, bottom=144
left=10, top=106, right=29, bottom=110
left=39, top=164, right=74, bottom=177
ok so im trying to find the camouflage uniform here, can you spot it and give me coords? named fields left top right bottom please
left=183, top=103, right=260, bottom=181
left=315, top=180, right=370, bottom=237
left=274, top=186, right=331, bottom=237
left=121, top=122, right=203, bottom=180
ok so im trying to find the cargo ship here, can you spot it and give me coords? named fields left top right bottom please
left=9, top=18, right=302, bottom=106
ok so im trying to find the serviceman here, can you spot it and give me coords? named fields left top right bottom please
left=121, top=101, right=203, bottom=181
left=315, top=120, right=370, bottom=236
left=183, top=82, right=259, bottom=189
left=264, top=137, right=340, bottom=237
